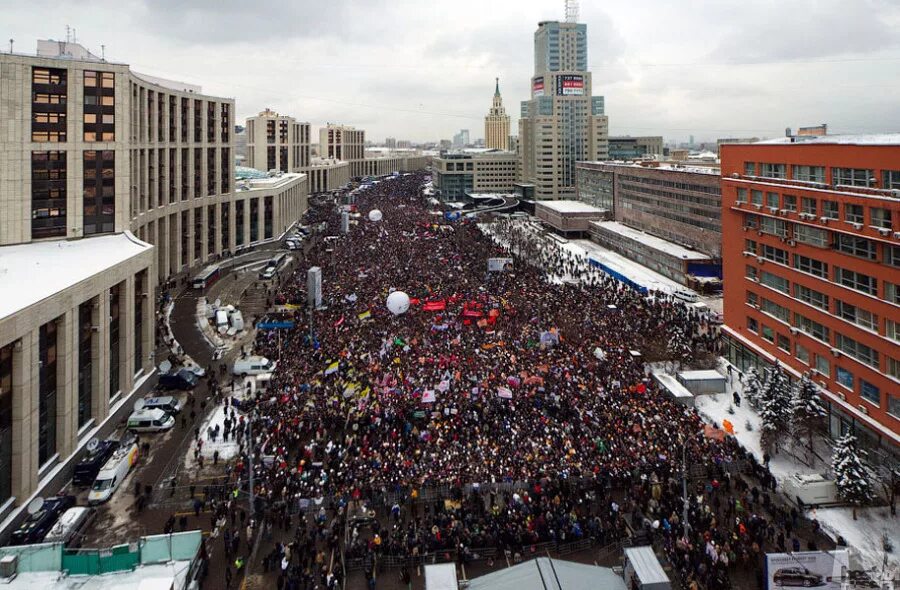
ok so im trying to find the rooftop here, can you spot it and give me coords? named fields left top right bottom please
left=0, top=232, right=152, bottom=321
left=536, top=200, right=608, bottom=214
left=754, top=133, right=900, bottom=146
left=589, top=221, right=712, bottom=260
left=466, top=557, right=626, bottom=590
left=581, top=160, right=720, bottom=175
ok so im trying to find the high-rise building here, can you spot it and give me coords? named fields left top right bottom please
left=432, top=150, right=518, bottom=201
left=0, top=40, right=308, bottom=521
left=385, top=137, right=397, bottom=149
left=246, top=109, right=311, bottom=173
left=519, top=17, right=608, bottom=199
left=319, top=124, right=365, bottom=161
left=720, top=135, right=900, bottom=452
left=452, top=129, right=470, bottom=149
left=607, top=136, right=664, bottom=160
left=484, top=78, right=510, bottom=151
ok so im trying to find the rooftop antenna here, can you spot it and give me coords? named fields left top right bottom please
left=101, top=44, right=105, bottom=61
left=66, top=25, right=70, bottom=44
left=8, top=39, right=12, bottom=54
left=565, top=0, right=579, bottom=23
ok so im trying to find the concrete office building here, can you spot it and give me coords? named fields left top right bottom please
left=0, top=40, right=308, bottom=524
left=484, top=78, right=510, bottom=151
left=576, top=161, right=723, bottom=258
left=452, top=129, right=470, bottom=149
left=518, top=16, right=609, bottom=200
left=305, top=158, right=351, bottom=194
left=608, top=136, right=664, bottom=160
left=245, top=109, right=311, bottom=173
left=319, top=124, right=364, bottom=161
left=721, top=136, right=900, bottom=452
left=350, top=154, right=430, bottom=179
left=432, top=150, right=518, bottom=201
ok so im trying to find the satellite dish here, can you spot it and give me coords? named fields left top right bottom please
left=159, top=360, right=172, bottom=374
left=27, top=497, right=45, bottom=515
left=86, top=438, right=100, bottom=453
left=133, top=398, right=146, bottom=412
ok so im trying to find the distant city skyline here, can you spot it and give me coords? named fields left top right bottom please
left=4, top=0, right=900, bottom=143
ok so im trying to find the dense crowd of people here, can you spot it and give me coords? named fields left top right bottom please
left=211, top=173, right=811, bottom=589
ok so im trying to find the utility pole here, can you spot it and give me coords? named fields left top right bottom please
left=248, top=414, right=255, bottom=516
left=682, top=436, right=691, bottom=536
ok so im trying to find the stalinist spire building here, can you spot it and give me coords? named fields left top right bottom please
left=484, top=78, right=510, bottom=151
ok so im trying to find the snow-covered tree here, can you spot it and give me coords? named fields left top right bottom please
left=742, top=368, right=763, bottom=409
left=758, top=364, right=792, bottom=450
left=791, top=373, right=826, bottom=449
left=832, top=434, right=875, bottom=519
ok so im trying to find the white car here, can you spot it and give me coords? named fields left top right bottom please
left=232, top=355, right=276, bottom=377
left=673, top=290, right=700, bottom=303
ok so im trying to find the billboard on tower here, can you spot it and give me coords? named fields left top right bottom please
left=532, top=76, right=545, bottom=97
left=556, top=74, right=585, bottom=96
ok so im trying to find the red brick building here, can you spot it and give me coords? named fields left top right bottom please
left=720, top=135, right=899, bottom=453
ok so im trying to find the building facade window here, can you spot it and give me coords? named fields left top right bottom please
left=109, top=284, right=121, bottom=398
left=766, top=192, right=779, bottom=209
left=793, top=254, right=828, bottom=278
left=83, top=71, right=115, bottom=141
left=39, top=320, right=59, bottom=465
left=0, top=344, right=13, bottom=504
left=832, top=168, right=873, bottom=187
left=844, top=204, right=864, bottom=224
left=815, top=355, right=830, bottom=377
left=796, top=342, right=810, bottom=365
left=760, top=270, right=789, bottom=294
left=835, top=300, right=878, bottom=331
left=78, top=300, right=93, bottom=428
left=834, top=234, right=877, bottom=260
left=794, top=224, right=829, bottom=248
left=794, top=284, right=829, bottom=311
left=792, top=165, right=825, bottom=183
left=31, top=151, right=67, bottom=239
left=795, top=313, right=830, bottom=342
left=744, top=162, right=756, bottom=176
left=134, top=272, right=143, bottom=376
left=760, top=163, right=786, bottom=179
left=83, top=150, right=115, bottom=235
left=783, top=195, right=797, bottom=212
left=883, top=170, right=900, bottom=190
left=822, top=200, right=839, bottom=219
left=836, top=366, right=854, bottom=389
left=761, top=244, right=788, bottom=265
left=860, top=380, right=880, bottom=406
left=801, top=197, right=817, bottom=216
left=834, top=267, right=877, bottom=296
left=835, top=333, right=879, bottom=368
left=747, top=317, right=758, bottom=333
left=871, top=208, right=892, bottom=229
left=761, top=298, right=790, bottom=323
left=31, top=67, right=67, bottom=142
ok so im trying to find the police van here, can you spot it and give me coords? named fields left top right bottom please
left=42, top=507, right=94, bottom=547
left=126, top=408, right=176, bottom=432
left=142, top=395, right=182, bottom=416
left=88, top=435, right=140, bottom=505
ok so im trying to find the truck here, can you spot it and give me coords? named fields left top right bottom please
left=88, top=434, right=140, bottom=505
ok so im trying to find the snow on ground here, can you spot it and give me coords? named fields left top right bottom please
left=806, top=506, right=899, bottom=580
left=186, top=399, right=242, bottom=467
left=569, top=239, right=687, bottom=296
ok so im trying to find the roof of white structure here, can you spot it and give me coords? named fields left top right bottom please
left=589, top=221, right=712, bottom=260
left=581, top=160, right=721, bottom=175
left=3, top=560, right=191, bottom=590
left=0, top=232, right=152, bottom=321
left=536, top=200, right=607, bottom=214
left=755, top=134, right=900, bottom=146
left=467, top=557, right=626, bottom=590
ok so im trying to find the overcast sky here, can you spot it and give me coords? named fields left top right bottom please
left=7, top=0, right=900, bottom=143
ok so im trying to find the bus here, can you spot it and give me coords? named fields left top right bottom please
left=192, top=265, right=221, bottom=290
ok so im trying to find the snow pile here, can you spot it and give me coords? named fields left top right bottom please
left=806, top=506, right=899, bottom=580
left=186, top=400, right=242, bottom=467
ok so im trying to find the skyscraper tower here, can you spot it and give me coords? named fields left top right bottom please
left=484, top=77, right=511, bottom=151
left=519, top=9, right=609, bottom=199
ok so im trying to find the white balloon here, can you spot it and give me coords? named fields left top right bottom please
left=386, top=291, right=410, bottom=315
left=368, top=209, right=383, bottom=222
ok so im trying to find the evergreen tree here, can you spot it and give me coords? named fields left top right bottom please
left=742, top=367, right=763, bottom=409
left=758, top=364, right=792, bottom=450
left=791, top=373, right=826, bottom=449
left=832, top=434, right=875, bottom=519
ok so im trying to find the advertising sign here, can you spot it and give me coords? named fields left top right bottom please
left=556, top=74, right=585, bottom=96
left=307, top=266, right=322, bottom=309
left=532, top=76, right=545, bottom=97
left=487, top=257, right=514, bottom=272
left=765, top=550, right=849, bottom=590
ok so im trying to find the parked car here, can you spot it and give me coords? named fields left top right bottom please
left=72, top=439, right=119, bottom=486
left=773, top=567, right=825, bottom=587
left=232, top=355, right=276, bottom=377
left=142, top=396, right=182, bottom=416
left=158, top=369, right=199, bottom=391
left=673, top=289, right=700, bottom=303
left=88, top=434, right=140, bottom=505
left=259, top=267, right=276, bottom=280
left=9, top=495, right=76, bottom=545
left=42, top=506, right=94, bottom=547
left=126, top=408, right=176, bottom=432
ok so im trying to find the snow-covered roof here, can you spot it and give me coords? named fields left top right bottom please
left=678, top=370, right=726, bottom=381
left=755, top=133, right=900, bottom=146
left=467, top=557, right=626, bottom=590
left=2, top=560, right=192, bottom=590
left=536, top=200, right=607, bottom=214
left=589, top=221, right=712, bottom=260
left=580, top=160, right=721, bottom=176
left=0, top=232, right=152, bottom=321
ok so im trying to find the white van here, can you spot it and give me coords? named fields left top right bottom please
left=673, top=289, right=699, bottom=303
left=215, top=309, right=229, bottom=329
left=232, top=355, right=276, bottom=376
left=783, top=473, right=841, bottom=508
left=126, top=408, right=175, bottom=432
left=43, top=507, right=93, bottom=546
left=88, top=437, right=140, bottom=505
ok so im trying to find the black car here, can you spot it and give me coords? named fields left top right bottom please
left=773, top=567, right=825, bottom=587
left=72, top=440, right=120, bottom=486
left=9, top=495, right=76, bottom=545
left=158, top=369, right=199, bottom=391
